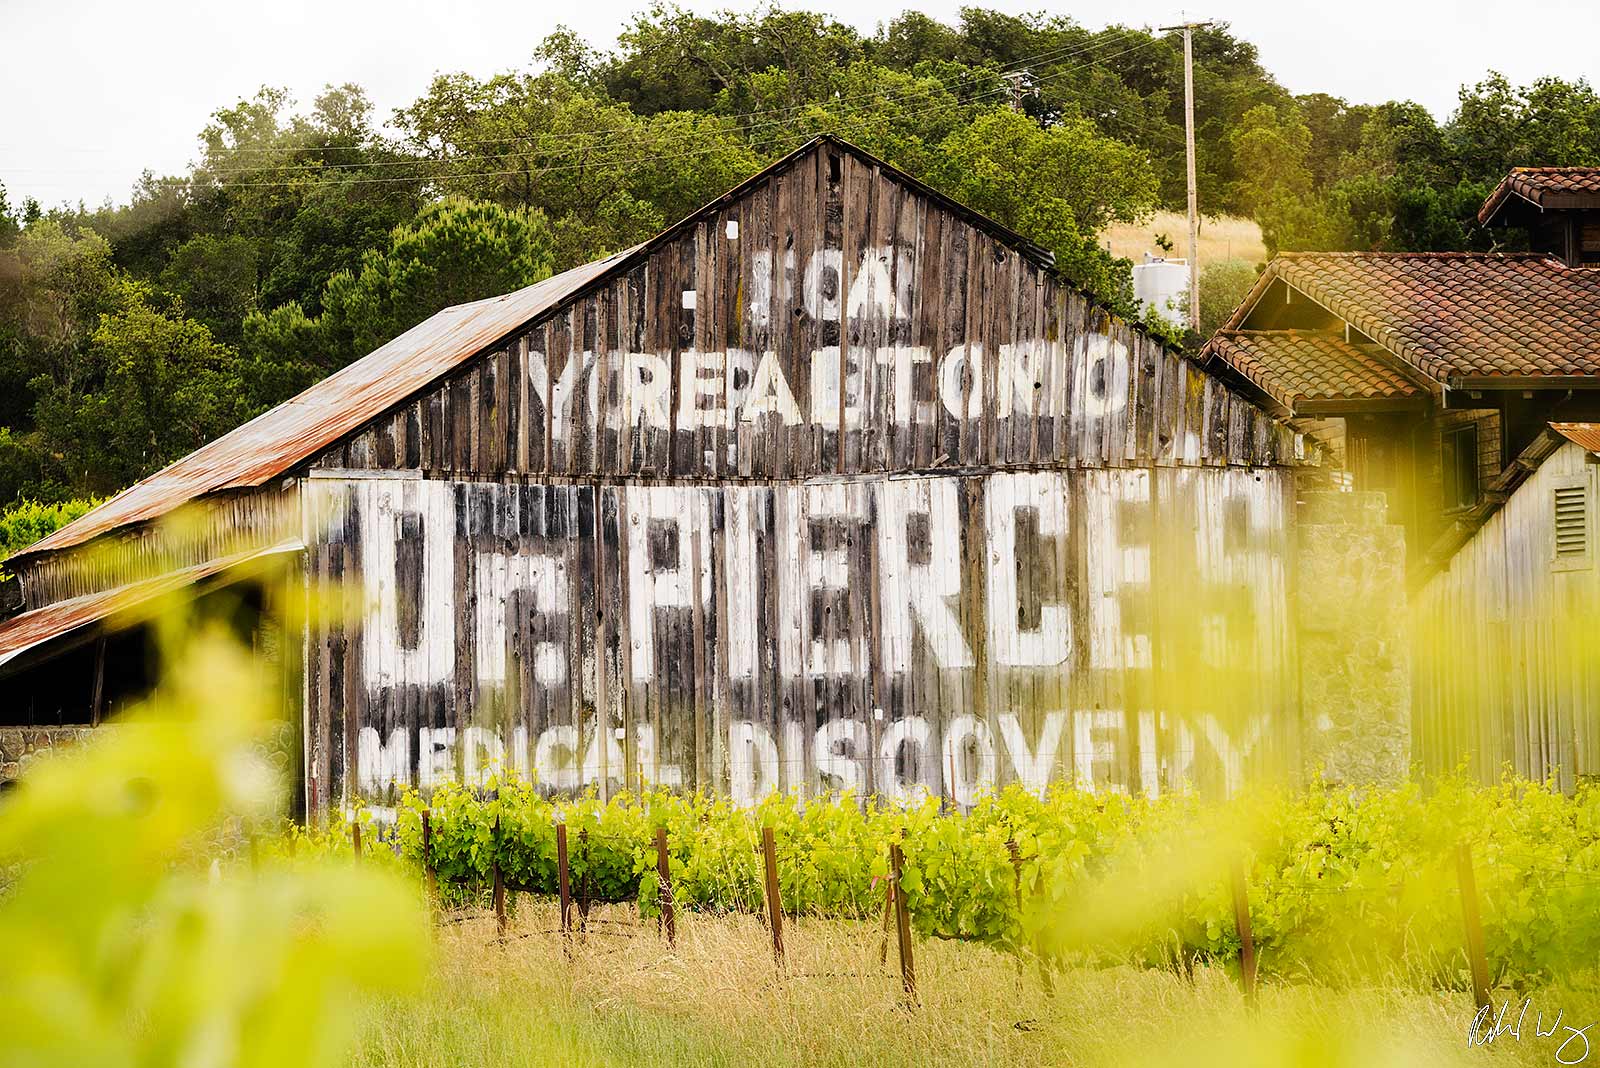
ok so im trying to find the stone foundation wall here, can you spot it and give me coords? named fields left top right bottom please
left=0, top=726, right=96, bottom=786
left=1296, top=489, right=1411, bottom=785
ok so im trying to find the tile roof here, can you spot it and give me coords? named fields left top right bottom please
left=1205, top=330, right=1424, bottom=411
left=1479, top=167, right=1600, bottom=224
left=1228, top=252, right=1600, bottom=384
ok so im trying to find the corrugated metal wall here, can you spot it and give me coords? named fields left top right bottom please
left=1415, top=441, right=1600, bottom=788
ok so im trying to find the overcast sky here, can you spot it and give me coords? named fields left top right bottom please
left=4, top=0, right=1597, bottom=210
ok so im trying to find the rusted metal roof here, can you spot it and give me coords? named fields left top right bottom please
left=19, top=247, right=637, bottom=559
left=0, top=540, right=301, bottom=674
left=1479, top=167, right=1600, bottom=225
left=16, top=135, right=1063, bottom=565
left=1550, top=422, right=1600, bottom=453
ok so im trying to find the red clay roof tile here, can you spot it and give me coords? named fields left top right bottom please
left=1236, top=253, right=1600, bottom=383
left=1479, top=167, right=1600, bottom=224
left=1205, top=330, right=1423, bottom=411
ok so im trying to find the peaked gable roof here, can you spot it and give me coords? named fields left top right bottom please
left=1220, top=252, right=1600, bottom=388
left=1480, top=167, right=1600, bottom=225
left=18, top=136, right=1058, bottom=561
left=1205, top=329, right=1424, bottom=412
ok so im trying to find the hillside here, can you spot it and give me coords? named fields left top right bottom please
left=1103, top=212, right=1267, bottom=267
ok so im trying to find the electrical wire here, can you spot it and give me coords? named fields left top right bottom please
left=6, top=31, right=1173, bottom=192
left=188, top=36, right=1171, bottom=193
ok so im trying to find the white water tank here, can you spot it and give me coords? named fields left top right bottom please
left=1132, top=254, right=1189, bottom=326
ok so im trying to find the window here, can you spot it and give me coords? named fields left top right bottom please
left=1441, top=424, right=1480, bottom=511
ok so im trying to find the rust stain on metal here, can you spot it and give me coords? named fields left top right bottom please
left=1550, top=422, right=1600, bottom=453
left=0, top=540, right=300, bottom=671
left=18, top=250, right=637, bottom=560
left=18, top=136, right=1071, bottom=565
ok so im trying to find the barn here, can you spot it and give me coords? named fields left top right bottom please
left=0, top=136, right=1353, bottom=812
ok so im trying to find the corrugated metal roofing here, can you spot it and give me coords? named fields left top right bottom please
left=0, top=540, right=302, bottom=674
left=16, top=135, right=1061, bottom=564
left=18, top=246, right=636, bottom=559
left=1550, top=422, right=1600, bottom=453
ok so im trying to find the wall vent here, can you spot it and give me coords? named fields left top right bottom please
left=1554, top=483, right=1589, bottom=560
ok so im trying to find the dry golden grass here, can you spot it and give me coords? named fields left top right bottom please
left=1103, top=211, right=1267, bottom=267
left=348, top=900, right=1600, bottom=1067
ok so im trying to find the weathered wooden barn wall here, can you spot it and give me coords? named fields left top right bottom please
left=303, top=468, right=1294, bottom=812
left=1414, top=440, right=1600, bottom=790
left=297, top=141, right=1308, bottom=815
left=307, top=147, right=1302, bottom=482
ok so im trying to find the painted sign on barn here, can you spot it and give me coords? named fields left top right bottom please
left=308, top=466, right=1291, bottom=811
left=298, top=138, right=1308, bottom=814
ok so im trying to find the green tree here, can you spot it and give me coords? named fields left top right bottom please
left=396, top=71, right=761, bottom=269
left=0, top=221, right=122, bottom=439
left=931, top=106, right=1157, bottom=311
left=243, top=197, right=557, bottom=409
left=30, top=280, right=246, bottom=495
left=1449, top=73, right=1600, bottom=181
left=600, top=4, right=865, bottom=115
left=1228, top=104, right=1333, bottom=253
left=1198, top=257, right=1261, bottom=336
left=159, top=234, right=259, bottom=344
left=191, top=85, right=426, bottom=315
left=0, top=182, right=20, bottom=247
left=322, top=197, right=556, bottom=356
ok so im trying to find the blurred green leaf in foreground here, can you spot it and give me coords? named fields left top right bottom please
left=0, top=605, right=430, bottom=1068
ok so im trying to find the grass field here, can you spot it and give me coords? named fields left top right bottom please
left=351, top=900, right=1600, bottom=1067
left=1103, top=211, right=1267, bottom=267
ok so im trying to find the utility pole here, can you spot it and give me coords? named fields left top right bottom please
left=1001, top=71, right=1030, bottom=111
left=1159, top=19, right=1212, bottom=332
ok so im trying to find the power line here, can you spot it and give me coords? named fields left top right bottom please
left=229, top=28, right=1157, bottom=159
left=192, top=30, right=1157, bottom=182
left=192, top=38, right=1171, bottom=193
left=4, top=28, right=1166, bottom=185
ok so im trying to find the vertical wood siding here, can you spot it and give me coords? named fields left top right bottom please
left=304, top=468, right=1297, bottom=811
left=287, top=142, right=1309, bottom=812
left=15, top=487, right=301, bottom=610
left=308, top=148, right=1301, bottom=483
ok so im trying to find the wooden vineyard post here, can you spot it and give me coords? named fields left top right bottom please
left=556, top=821, right=573, bottom=957
left=889, top=843, right=917, bottom=1004
left=351, top=821, right=362, bottom=859
left=878, top=879, right=894, bottom=966
left=577, top=828, right=592, bottom=930
left=492, top=817, right=507, bottom=939
left=1229, top=857, right=1258, bottom=1003
left=656, top=826, right=676, bottom=949
left=1006, top=837, right=1024, bottom=979
left=761, top=826, right=784, bottom=969
left=421, top=810, right=437, bottom=904
left=1456, top=842, right=1492, bottom=1012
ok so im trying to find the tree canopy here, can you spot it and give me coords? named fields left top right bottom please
left=1, top=6, right=1596, bottom=505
